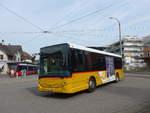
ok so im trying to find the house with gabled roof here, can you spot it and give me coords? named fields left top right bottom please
left=0, top=44, right=23, bottom=74
left=0, top=41, right=33, bottom=74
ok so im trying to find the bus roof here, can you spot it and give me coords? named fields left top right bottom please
left=41, top=43, right=121, bottom=58
left=68, top=43, right=121, bottom=58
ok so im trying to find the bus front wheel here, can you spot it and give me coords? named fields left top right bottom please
left=88, top=77, right=96, bottom=92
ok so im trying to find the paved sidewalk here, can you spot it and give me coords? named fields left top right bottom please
left=125, top=72, right=150, bottom=75
left=0, top=75, right=38, bottom=85
left=125, top=72, right=150, bottom=79
left=0, top=74, right=10, bottom=78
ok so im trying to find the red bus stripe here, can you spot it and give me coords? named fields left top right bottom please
left=39, top=77, right=72, bottom=79
left=72, top=70, right=106, bottom=75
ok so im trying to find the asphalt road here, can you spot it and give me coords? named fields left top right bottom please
left=0, top=74, right=150, bottom=113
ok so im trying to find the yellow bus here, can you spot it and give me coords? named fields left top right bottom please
left=38, top=43, right=124, bottom=93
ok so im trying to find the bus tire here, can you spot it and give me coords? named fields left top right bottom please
left=88, top=77, right=96, bottom=92
left=115, top=73, right=120, bottom=82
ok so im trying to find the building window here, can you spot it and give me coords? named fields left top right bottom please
left=0, top=55, right=3, bottom=60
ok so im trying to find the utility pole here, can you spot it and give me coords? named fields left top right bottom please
left=109, top=17, right=123, bottom=57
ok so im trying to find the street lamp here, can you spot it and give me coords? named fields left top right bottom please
left=109, top=17, right=123, bottom=57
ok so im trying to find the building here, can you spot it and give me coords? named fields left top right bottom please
left=22, top=51, right=33, bottom=63
left=142, top=35, right=150, bottom=69
left=107, top=41, right=121, bottom=55
left=109, top=36, right=146, bottom=70
left=0, top=41, right=33, bottom=74
left=0, top=44, right=23, bottom=74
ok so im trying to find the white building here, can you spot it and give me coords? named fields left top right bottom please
left=108, top=36, right=146, bottom=70
left=0, top=44, right=23, bottom=74
left=123, top=36, right=146, bottom=70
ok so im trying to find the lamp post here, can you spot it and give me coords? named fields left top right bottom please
left=109, top=17, right=123, bottom=57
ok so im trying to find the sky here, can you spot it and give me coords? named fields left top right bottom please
left=0, top=0, right=150, bottom=55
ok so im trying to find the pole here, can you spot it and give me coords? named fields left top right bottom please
left=118, top=20, right=123, bottom=57
left=109, top=17, right=123, bottom=66
left=109, top=17, right=122, bottom=56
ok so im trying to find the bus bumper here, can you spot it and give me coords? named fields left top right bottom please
left=38, top=84, right=74, bottom=94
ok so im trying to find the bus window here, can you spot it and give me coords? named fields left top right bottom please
left=85, top=52, right=106, bottom=71
left=71, top=49, right=85, bottom=72
left=42, top=51, right=64, bottom=74
left=28, top=66, right=34, bottom=71
left=114, top=57, right=122, bottom=69
left=84, top=51, right=92, bottom=71
left=97, top=54, right=106, bottom=70
left=17, top=65, right=27, bottom=71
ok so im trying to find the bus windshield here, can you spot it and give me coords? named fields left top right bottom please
left=40, top=44, right=70, bottom=77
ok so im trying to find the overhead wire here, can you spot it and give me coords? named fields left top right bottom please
left=91, top=0, right=130, bottom=25
left=0, top=25, right=147, bottom=35
left=60, top=31, right=118, bottom=38
left=53, top=30, right=118, bottom=43
left=0, top=31, right=45, bottom=34
left=53, top=32, right=114, bottom=46
left=0, top=0, right=131, bottom=35
left=54, top=28, right=113, bottom=33
left=53, top=32, right=87, bottom=43
left=0, top=0, right=143, bottom=45
left=50, top=0, right=88, bottom=30
left=51, top=0, right=124, bottom=30
left=51, top=0, right=136, bottom=42
left=0, top=3, right=46, bottom=32
left=0, top=1, right=122, bottom=47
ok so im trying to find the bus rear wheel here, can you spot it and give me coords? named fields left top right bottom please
left=88, top=77, right=96, bottom=92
